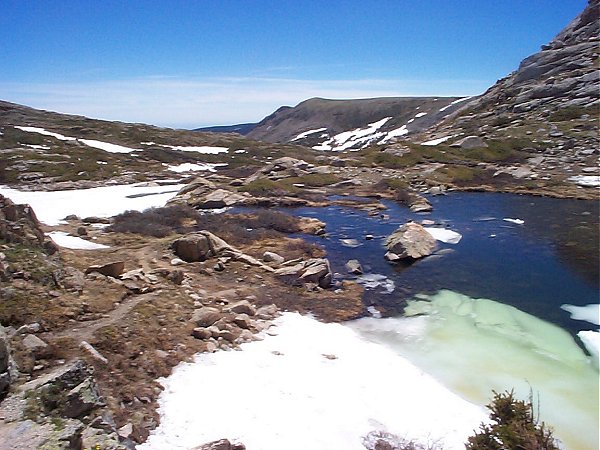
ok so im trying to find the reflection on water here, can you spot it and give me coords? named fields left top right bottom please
left=283, top=192, right=598, bottom=336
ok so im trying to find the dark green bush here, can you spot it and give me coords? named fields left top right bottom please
left=466, top=390, right=558, bottom=450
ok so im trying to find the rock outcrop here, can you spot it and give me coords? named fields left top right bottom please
left=385, top=222, right=437, bottom=261
left=0, top=194, right=57, bottom=254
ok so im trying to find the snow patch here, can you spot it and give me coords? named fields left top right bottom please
left=423, top=227, right=462, bottom=244
left=140, top=312, right=486, bottom=450
left=0, top=183, right=186, bottom=226
left=313, top=118, right=391, bottom=151
left=47, top=231, right=109, bottom=250
left=438, top=97, right=473, bottom=113
left=291, top=127, right=327, bottom=141
left=78, top=139, right=140, bottom=154
left=578, top=330, right=599, bottom=367
left=568, top=175, right=600, bottom=187
left=560, top=304, right=600, bottom=325
left=15, top=126, right=76, bottom=141
left=379, top=125, right=409, bottom=144
left=421, top=135, right=455, bottom=146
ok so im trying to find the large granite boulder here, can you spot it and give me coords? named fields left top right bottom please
left=171, top=231, right=231, bottom=262
left=385, top=222, right=437, bottom=261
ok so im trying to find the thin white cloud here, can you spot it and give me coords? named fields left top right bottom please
left=0, top=76, right=487, bottom=129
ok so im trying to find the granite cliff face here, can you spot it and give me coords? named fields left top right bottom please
left=426, top=0, right=599, bottom=141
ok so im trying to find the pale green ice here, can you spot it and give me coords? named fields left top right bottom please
left=348, top=290, right=599, bottom=450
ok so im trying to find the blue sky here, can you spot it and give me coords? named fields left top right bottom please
left=1, top=0, right=587, bottom=128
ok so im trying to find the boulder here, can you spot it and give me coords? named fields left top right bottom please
left=63, top=377, right=105, bottom=418
left=451, top=135, right=488, bottom=149
left=275, top=258, right=333, bottom=288
left=54, top=266, right=86, bottom=292
left=21, top=360, right=104, bottom=420
left=224, top=300, right=256, bottom=316
left=345, top=259, right=363, bottom=275
left=263, top=251, right=285, bottom=265
left=85, top=261, right=125, bottom=278
left=0, top=194, right=57, bottom=253
left=192, top=327, right=212, bottom=340
left=385, top=222, right=437, bottom=261
left=172, top=232, right=231, bottom=262
left=22, top=334, right=48, bottom=353
left=192, top=308, right=222, bottom=327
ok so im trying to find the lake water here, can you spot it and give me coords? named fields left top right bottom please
left=286, top=192, right=599, bottom=338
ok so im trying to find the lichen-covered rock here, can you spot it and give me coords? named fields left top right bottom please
left=385, top=222, right=437, bottom=261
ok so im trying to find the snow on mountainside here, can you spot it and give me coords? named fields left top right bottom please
left=244, top=96, right=470, bottom=150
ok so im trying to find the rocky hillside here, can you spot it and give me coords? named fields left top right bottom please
left=417, top=0, right=599, bottom=176
left=244, top=96, right=469, bottom=150
left=0, top=100, right=316, bottom=190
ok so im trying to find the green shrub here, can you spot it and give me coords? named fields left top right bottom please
left=466, top=390, right=558, bottom=450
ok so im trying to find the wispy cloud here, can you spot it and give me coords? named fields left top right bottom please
left=0, top=76, right=487, bottom=129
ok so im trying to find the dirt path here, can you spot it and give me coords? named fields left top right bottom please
left=43, top=292, right=151, bottom=343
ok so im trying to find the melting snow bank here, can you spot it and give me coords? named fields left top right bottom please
left=47, top=231, right=109, bottom=250
left=348, top=290, right=599, bottom=450
left=140, top=312, right=486, bottom=450
left=0, top=183, right=186, bottom=225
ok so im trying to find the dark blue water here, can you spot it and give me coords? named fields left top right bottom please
left=240, top=192, right=600, bottom=336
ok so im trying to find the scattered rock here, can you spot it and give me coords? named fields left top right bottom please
left=80, top=341, right=108, bottom=364
left=192, top=327, right=212, bottom=340
left=85, top=261, right=125, bottom=278
left=263, top=251, right=285, bottom=265
left=192, top=307, right=222, bottom=327
left=275, top=258, right=333, bottom=288
left=385, top=222, right=437, bottom=261
left=345, top=259, right=363, bottom=274
left=22, top=334, right=48, bottom=353
left=192, top=438, right=246, bottom=450
left=224, top=300, right=256, bottom=316
left=53, top=266, right=86, bottom=292
left=451, top=135, right=488, bottom=149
